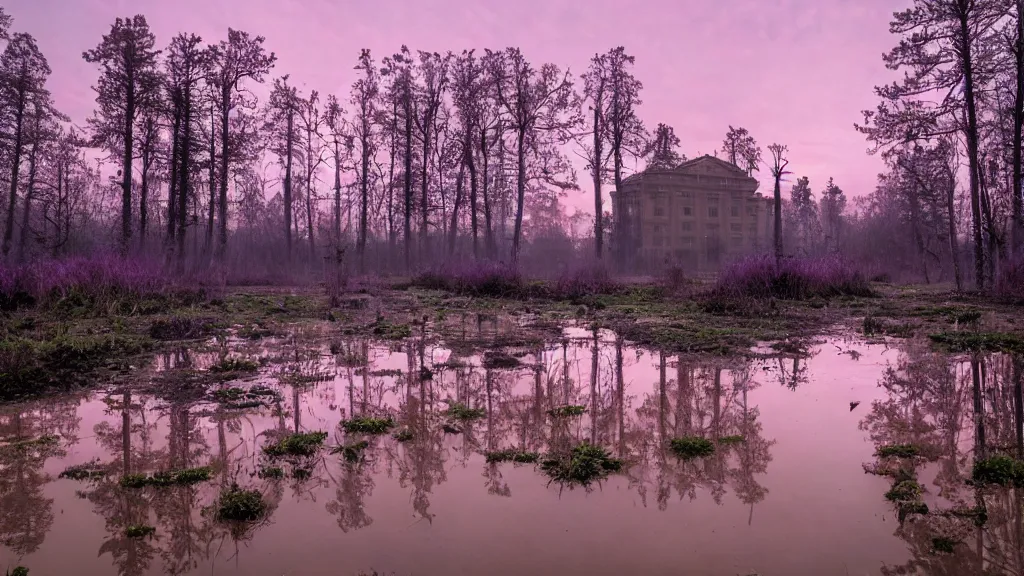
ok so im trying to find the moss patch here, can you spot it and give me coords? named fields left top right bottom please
left=876, top=444, right=920, bottom=459
left=332, top=440, right=370, bottom=463
left=216, top=484, right=267, bottom=522
left=263, top=431, right=328, bottom=458
left=392, top=429, right=414, bottom=442
left=547, top=405, right=586, bottom=418
left=540, top=442, right=624, bottom=487
left=119, top=466, right=212, bottom=488
left=668, top=437, right=715, bottom=460
left=124, top=525, right=156, bottom=538
left=341, top=417, right=396, bottom=435
left=446, top=403, right=485, bottom=421
left=972, top=455, right=1024, bottom=486
left=485, top=449, right=540, bottom=464
left=885, top=479, right=923, bottom=502
left=59, top=461, right=107, bottom=481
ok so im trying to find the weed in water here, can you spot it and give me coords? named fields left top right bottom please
left=371, top=320, right=412, bottom=340
left=931, top=537, right=957, bottom=554
left=59, top=460, right=107, bottom=481
left=149, top=316, right=217, bottom=340
left=342, top=417, right=396, bottom=435
left=124, top=525, right=156, bottom=538
left=711, top=255, right=874, bottom=300
left=482, top=351, right=521, bottom=370
left=6, top=568, right=28, bottom=576
left=369, top=369, right=403, bottom=378
left=485, top=449, right=541, bottom=464
left=216, top=484, right=267, bottom=522
left=392, top=429, right=414, bottom=442
left=257, top=466, right=285, bottom=480
left=263, top=431, right=328, bottom=458
left=332, top=440, right=370, bottom=463
left=718, top=435, right=745, bottom=445
left=885, top=479, right=923, bottom=502
left=419, top=366, right=434, bottom=381
left=877, top=444, right=920, bottom=459
left=540, top=442, right=624, bottom=487
left=897, top=501, right=929, bottom=523
left=119, top=466, right=213, bottom=488
left=929, top=332, right=1024, bottom=354
left=547, top=405, right=586, bottom=418
left=971, top=455, right=1024, bottom=486
left=441, top=423, right=462, bottom=434
left=669, top=437, right=716, bottom=460
left=446, top=403, right=486, bottom=421
left=210, top=357, right=260, bottom=374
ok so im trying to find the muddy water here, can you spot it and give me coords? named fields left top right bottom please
left=0, top=325, right=1021, bottom=576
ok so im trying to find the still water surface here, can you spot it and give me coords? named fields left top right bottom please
left=0, top=324, right=1018, bottom=575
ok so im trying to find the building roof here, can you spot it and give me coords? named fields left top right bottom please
left=619, top=155, right=754, bottom=187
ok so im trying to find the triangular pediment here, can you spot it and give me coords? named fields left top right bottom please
left=673, top=155, right=749, bottom=177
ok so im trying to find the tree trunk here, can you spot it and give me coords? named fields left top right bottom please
left=17, top=122, right=40, bottom=263
left=334, top=141, right=342, bottom=246
left=207, top=103, right=216, bottom=254
left=511, top=128, right=527, bottom=267
left=448, top=156, right=466, bottom=255
left=1014, top=0, right=1024, bottom=257
left=467, top=138, right=479, bottom=258
left=403, top=90, right=413, bottom=271
left=959, top=11, right=985, bottom=290
left=945, top=163, right=962, bottom=291
left=284, top=108, right=294, bottom=261
left=358, top=126, right=370, bottom=274
left=3, top=91, right=25, bottom=259
left=122, top=62, right=136, bottom=255
left=480, top=128, right=495, bottom=257
left=593, top=98, right=604, bottom=261
left=421, top=125, right=431, bottom=262
left=773, top=175, right=783, bottom=265
left=167, top=95, right=181, bottom=247
left=139, top=142, right=150, bottom=250
left=218, top=86, right=230, bottom=259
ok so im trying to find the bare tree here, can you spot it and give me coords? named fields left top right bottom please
left=351, top=49, right=379, bottom=273
left=264, top=75, right=299, bottom=260
left=209, top=28, right=275, bottom=259
left=413, top=50, right=451, bottom=261
left=721, top=126, right=762, bottom=175
left=82, top=16, right=160, bottom=253
left=298, top=88, right=327, bottom=259
left=768, top=143, right=791, bottom=265
left=2, top=32, right=53, bottom=258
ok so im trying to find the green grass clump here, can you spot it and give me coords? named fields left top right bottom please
left=547, top=405, right=586, bottom=418
left=211, top=385, right=279, bottom=409
left=483, top=352, right=521, bottom=370
left=216, top=484, right=267, bottom=522
left=897, top=501, right=929, bottom=522
left=885, top=479, right=923, bottom=502
left=668, top=437, right=715, bottom=460
left=342, top=417, right=395, bottom=435
left=58, top=461, right=107, bottom=481
left=877, top=444, right=920, bottom=459
left=124, top=525, right=155, bottom=538
left=263, top=431, right=328, bottom=458
left=7, top=567, right=28, bottom=576
left=971, top=455, right=1024, bottom=486
left=718, top=435, right=745, bottom=445
left=332, top=440, right=370, bottom=462
left=446, top=403, right=485, bottom=421
left=540, top=442, right=624, bottom=487
left=485, top=449, right=540, bottom=464
left=371, top=321, right=412, bottom=340
left=393, top=429, right=414, bottom=442
left=119, top=466, right=212, bottom=488
left=928, top=332, right=1024, bottom=354
left=210, top=357, right=260, bottom=373
left=257, top=466, right=284, bottom=479
left=0, top=435, right=59, bottom=457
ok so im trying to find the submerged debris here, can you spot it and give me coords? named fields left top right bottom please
left=392, top=429, right=414, bottom=442
left=483, top=351, right=522, bottom=370
left=931, top=537, right=958, bottom=554
left=119, top=466, right=212, bottom=488
left=263, top=431, right=328, bottom=458
left=485, top=449, right=540, bottom=464
left=341, top=417, right=396, bottom=435
left=124, top=525, right=156, bottom=538
left=540, top=442, right=623, bottom=487
left=209, top=357, right=260, bottom=374
left=668, top=437, right=715, bottom=460
left=547, top=405, right=586, bottom=418
left=216, top=484, right=267, bottom=522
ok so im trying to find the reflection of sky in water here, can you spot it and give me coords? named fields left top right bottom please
left=0, top=331, right=1018, bottom=575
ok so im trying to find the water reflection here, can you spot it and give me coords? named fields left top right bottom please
left=5, top=328, right=1021, bottom=574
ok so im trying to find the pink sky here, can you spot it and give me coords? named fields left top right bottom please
left=7, top=0, right=901, bottom=213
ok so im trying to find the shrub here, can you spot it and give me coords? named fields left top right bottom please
left=216, top=484, right=267, bottom=522
left=995, top=256, right=1024, bottom=302
left=341, top=417, right=396, bottom=435
left=263, top=431, right=328, bottom=458
left=668, top=437, right=715, bottom=460
left=972, top=455, right=1024, bottom=486
left=485, top=449, right=540, bottom=464
left=540, top=442, right=623, bottom=487
left=0, top=254, right=204, bottom=313
left=548, top=264, right=620, bottom=300
left=711, top=255, right=874, bottom=300
left=411, top=261, right=523, bottom=298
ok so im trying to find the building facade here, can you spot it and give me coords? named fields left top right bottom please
left=611, top=155, right=773, bottom=271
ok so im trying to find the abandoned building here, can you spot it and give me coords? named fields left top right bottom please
left=610, top=155, right=773, bottom=271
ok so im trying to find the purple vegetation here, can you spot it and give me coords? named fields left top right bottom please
left=412, top=261, right=524, bottom=298
left=0, top=254, right=202, bottom=310
left=995, top=257, right=1024, bottom=301
left=549, top=264, right=620, bottom=300
left=712, top=255, right=874, bottom=300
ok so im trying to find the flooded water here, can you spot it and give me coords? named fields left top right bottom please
left=1, top=322, right=1022, bottom=575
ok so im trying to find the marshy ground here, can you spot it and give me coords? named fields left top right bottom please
left=1, top=277, right=1023, bottom=575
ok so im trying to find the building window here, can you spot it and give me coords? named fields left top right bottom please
left=731, top=236, right=743, bottom=246
left=679, top=236, right=693, bottom=246
left=683, top=206, right=692, bottom=216
left=653, top=224, right=665, bottom=235
left=681, top=222, right=693, bottom=231
left=708, top=207, right=719, bottom=218
left=654, top=206, right=665, bottom=217
left=682, top=191, right=692, bottom=198
left=708, top=195, right=719, bottom=203
left=731, top=206, right=740, bottom=217
left=706, top=223, right=720, bottom=232
left=747, top=206, right=757, bottom=216
left=653, top=236, right=664, bottom=247
left=731, top=223, right=742, bottom=233
left=749, top=225, right=757, bottom=235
